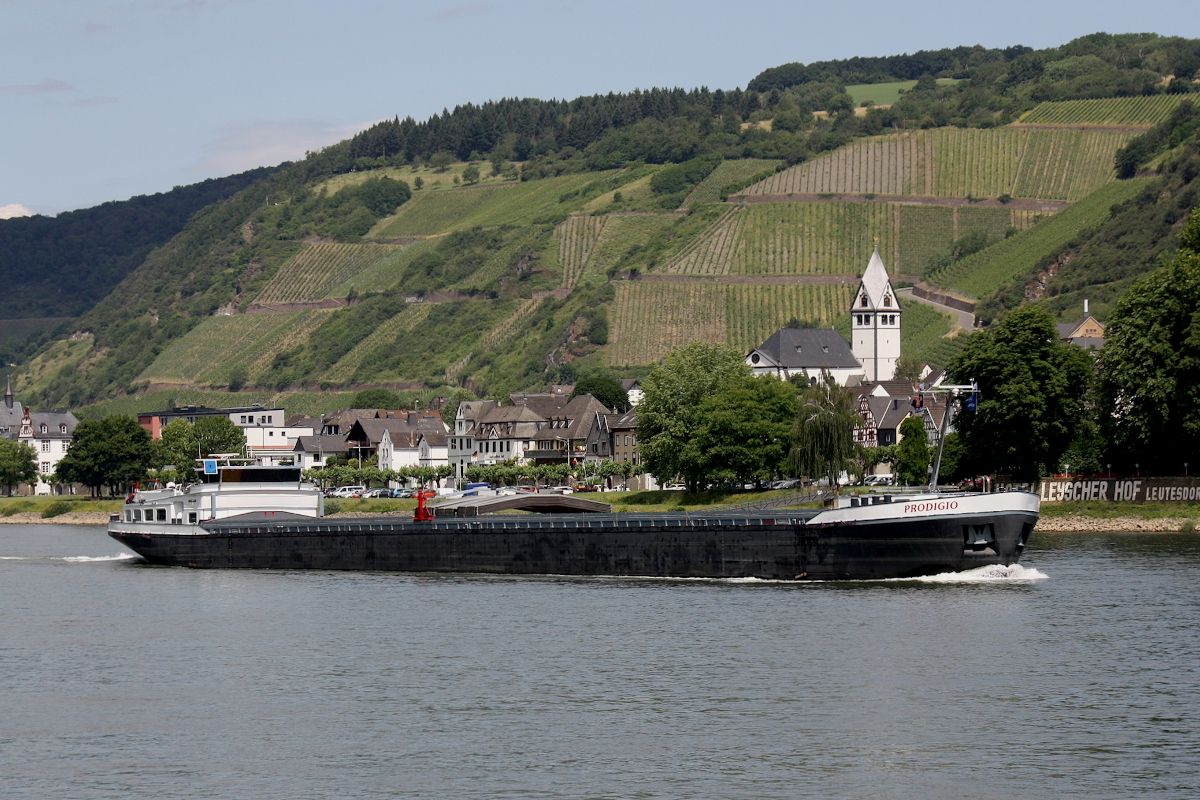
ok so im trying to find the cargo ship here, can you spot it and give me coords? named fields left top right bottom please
left=108, top=463, right=1039, bottom=580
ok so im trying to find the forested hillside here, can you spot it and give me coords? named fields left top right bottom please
left=0, top=166, right=277, bottom=320
left=8, top=32, right=1200, bottom=412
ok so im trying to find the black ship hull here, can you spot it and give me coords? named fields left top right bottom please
left=110, top=498, right=1038, bottom=580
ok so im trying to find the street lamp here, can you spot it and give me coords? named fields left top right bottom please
left=1135, top=462, right=1140, bottom=477
left=1185, top=462, right=1189, bottom=477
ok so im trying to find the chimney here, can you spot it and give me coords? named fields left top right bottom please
left=1084, top=299, right=1089, bottom=315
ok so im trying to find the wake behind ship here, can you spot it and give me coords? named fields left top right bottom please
left=108, top=465, right=1039, bottom=580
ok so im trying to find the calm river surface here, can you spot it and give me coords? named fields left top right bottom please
left=2, top=524, right=1198, bottom=800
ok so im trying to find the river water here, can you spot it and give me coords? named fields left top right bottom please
left=2, top=524, right=1197, bottom=800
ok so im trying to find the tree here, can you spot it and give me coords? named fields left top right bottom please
left=0, top=438, right=37, bottom=495
left=55, top=416, right=154, bottom=496
left=893, top=354, right=924, bottom=383
left=637, top=343, right=750, bottom=492
left=693, top=373, right=800, bottom=487
left=895, top=415, right=930, bottom=486
left=352, top=388, right=402, bottom=409
left=227, top=366, right=248, bottom=392
left=788, top=374, right=861, bottom=488
left=569, top=371, right=630, bottom=412
left=429, top=151, right=455, bottom=172
left=1096, top=207, right=1200, bottom=472
left=947, top=306, right=1093, bottom=481
left=462, top=164, right=481, bottom=184
left=155, top=417, right=248, bottom=481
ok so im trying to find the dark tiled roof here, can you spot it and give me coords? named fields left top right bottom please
left=293, top=435, right=350, bottom=454
left=29, top=411, right=79, bottom=440
left=749, top=328, right=860, bottom=369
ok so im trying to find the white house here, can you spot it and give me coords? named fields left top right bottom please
left=292, top=435, right=349, bottom=471
left=418, top=430, right=449, bottom=468
left=244, top=421, right=314, bottom=465
left=19, top=408, right=80, bottom=495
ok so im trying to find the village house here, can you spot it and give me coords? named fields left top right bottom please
left=448, top=393, right=616, bottom=482
left=3, top=378, right=80, bottom=495
left=291, top=435, right=350, bottom=471
left=345, top=410, right=447, bottom=468
left=1057, top=300, right=1106, bottom=351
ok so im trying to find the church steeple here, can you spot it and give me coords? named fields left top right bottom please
left=850, top=247, right=902, bottom=381
left=4, top=375, right=12, bottom=410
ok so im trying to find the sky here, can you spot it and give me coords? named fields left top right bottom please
left=3, top=0, right=1198, bottom=216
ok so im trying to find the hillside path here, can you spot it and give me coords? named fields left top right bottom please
left=728, top=193, right=1070, bottom=211
left=898, top=287, right=975, bottom=332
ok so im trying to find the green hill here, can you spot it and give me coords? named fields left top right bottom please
left=7, top=32, right=1200, bottom=410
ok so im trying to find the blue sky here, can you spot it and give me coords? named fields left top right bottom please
left=2, top=0, right=1198, bottom=216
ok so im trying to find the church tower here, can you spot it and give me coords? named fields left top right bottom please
left=851, top=247, right=901, bottom=381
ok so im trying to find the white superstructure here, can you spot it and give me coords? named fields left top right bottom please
left=110, top=463, right=322, bottom=535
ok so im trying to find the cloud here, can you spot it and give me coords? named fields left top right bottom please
left=73, top=96, right=120, bottom=108
left=429, top=2, right=491, bottom=21
left=0, top=204, right=34, bottom=220
left=0, top=80, right=72, bottom=97
left=190, top=119, right=377, bottom=176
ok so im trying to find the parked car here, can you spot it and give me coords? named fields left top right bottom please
left=864, top=475, right=894, bottom=486
left=390, top=488, right=414, bottom=498
left=328, top=486, right=367, bottom=498
left=663, top=483, right=686, bottom=491
left=573, top=484, right=600, bottom=492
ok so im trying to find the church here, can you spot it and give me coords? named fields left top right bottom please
left=746, top=247, right=902, bottom=386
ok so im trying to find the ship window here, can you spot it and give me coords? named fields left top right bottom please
left=133, top=509, right=142, bottom=521
left=188, top=512, right=197, bottom=524
left=125, top=510, right=132, bottom=522
left=156, top=508, right=167, bottom=522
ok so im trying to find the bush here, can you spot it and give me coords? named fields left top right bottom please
left=41, top=500, right=74, bottom=519
left=323, top=499, right=343, bottom=516
left=649, top=154, right=722, bottom=195
left=1, top=501, right=33, bottom=517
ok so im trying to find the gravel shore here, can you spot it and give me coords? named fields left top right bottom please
left=0, top=511, right=114, bottom=525
left=1037, top=515, right=1194, bottom=533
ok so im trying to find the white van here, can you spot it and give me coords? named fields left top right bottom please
left=329, top=485, right=367, bottom=498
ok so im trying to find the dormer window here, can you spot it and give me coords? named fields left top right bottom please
left=40, top=424, right=47, bottom=433
left=60, top=424, right=67, bottom=433
left=884, top=295, right=892, bottom=307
